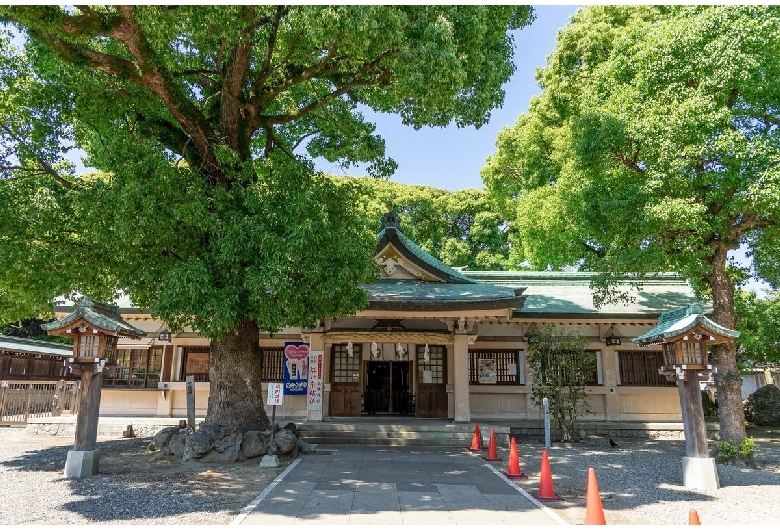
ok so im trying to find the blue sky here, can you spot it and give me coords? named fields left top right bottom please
left=314, top=5, right=582, bottom=191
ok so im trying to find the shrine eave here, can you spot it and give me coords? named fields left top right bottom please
left=41, top=297, right=147, bottom=338
left=363, top=280, right=526, bottom=312
left=632, top=312, right=739, bottom=345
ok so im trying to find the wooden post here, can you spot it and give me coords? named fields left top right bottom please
left=52, top=380, right=64, bottom=417
left=186, top=375, right=195, bottom=432
left=679, top=373, right=709, bottom=458
left=0, top=384, right=7, bottom=421
left=24, top=383, right=32, bottom=423
left=74, top=364, right=103, bottom=451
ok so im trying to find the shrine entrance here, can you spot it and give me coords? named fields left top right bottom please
left=364, top=361, right=413, bottom=415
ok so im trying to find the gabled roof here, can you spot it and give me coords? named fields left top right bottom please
left=376, top=226, right=476, bottom=284
left=632, top=304, right=739, bottom=345
left=41, top=297, right=147, bottom=338
left=367, top=211, right=526, bottom=311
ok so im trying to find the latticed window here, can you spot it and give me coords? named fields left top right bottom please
left=469, top=349, right=524, bottom=385
left=664, top=343, right=678, bottom=365
left=78, top=334, right=99, bottom=357
left=183, top=346, right=210, bottom=382
left=260, top=348, right=284, bottom=382
left=417, top=345, right=445, bottom=384
left=681, top=342, right=704, bottom=364
left=332, top=344, right=360, bottom=382
left=618, top=351, right=675, bottom=386
left=104, top=347, right=163, bottom=388
left=536, top=349, right=600, bottom=386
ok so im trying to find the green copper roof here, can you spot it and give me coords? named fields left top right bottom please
left=364, top=280, right=525, bottom=310
left=632, top=305, right=739, bottom=344
left=464, top=271, right=706, bottom=318
left=41, top=296, right=147, bottom=337
left=368, top=218, right=525, bottom=309
left=0, top=335, right=73, bottom=358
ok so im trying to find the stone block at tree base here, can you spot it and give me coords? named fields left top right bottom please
left=682, top=456, right=720, bottom=490
left=64, top=449, right=100, bottom=478
left=260, top=454, right=280, bottom=468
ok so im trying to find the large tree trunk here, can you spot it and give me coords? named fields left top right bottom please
left=204, top=317, right=271, bottom=433
left=707, top=245, right=747, bottom=444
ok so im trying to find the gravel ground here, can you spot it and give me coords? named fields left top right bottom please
left=0, top=425, right=778, bottom=526
left=493, top=428, right=780, bottom=526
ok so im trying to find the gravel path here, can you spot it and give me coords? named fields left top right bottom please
left=0, top=426, right=778, bottom=525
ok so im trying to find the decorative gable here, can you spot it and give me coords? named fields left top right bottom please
left=375, top=243, right=443, bottom=282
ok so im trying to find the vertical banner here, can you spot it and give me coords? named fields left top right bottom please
left=307, top=351, right=324, bottom=410
left=283, top=342, right=309, bottom=395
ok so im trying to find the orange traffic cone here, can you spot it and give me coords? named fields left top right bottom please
left=485, top=428, right=501, bottom=461
left=585, top=467, right=606, bottom=525
left=505, top=437, right=527, bottom=479
left=689, top=509, right=701, bottom=525
left=469, top=423, right=482, bottom=452
left=535, top=449, right=563, bottom=502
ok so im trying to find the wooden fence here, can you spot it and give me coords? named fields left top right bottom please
left=0, top=380, right=79, bottom=424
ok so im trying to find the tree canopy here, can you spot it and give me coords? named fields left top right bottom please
left=341, top=177, right=512, bottom=271
left=0, top=6, right=534, bottom=432
left=482, top=5, right=780, bottom=442
left=735, top=289, right=780, bottom=369
left=0, top=5, right=533, bottom=336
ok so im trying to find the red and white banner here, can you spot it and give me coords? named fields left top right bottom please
left=306, top=351, right=324, bottom=410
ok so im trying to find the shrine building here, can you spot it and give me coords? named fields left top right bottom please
left=56, top=211, right=705, bottom=425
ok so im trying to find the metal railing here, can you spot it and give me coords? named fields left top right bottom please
left=0, top=380, right=79, bottom=424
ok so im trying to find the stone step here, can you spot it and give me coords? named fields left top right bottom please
left=296, top=421, right=507, bottom=447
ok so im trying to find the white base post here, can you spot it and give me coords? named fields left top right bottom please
left=64, top=449, right=100, bottom=478
left=682, top=456, right=720, bottom=490
left=260, top=454, right=280, bottom=468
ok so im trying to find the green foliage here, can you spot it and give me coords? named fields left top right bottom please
left=526, top=323, right=594, bottom=442
left=716, top=439, right=737, bottom=463
left=336, top=177, right=513, bottom=271
left=0, top=6, right=533, bottom=335
left=739, top=436, right=755, bottom=459
left=0, top=318, right=72, bottom=344
left=714, top=436, right=755, bottom=464
left=734, top=289, right=780, bottom=366
left=483, top=4, right=780, bottom=443
left=484, top=5, right=780, bottom=292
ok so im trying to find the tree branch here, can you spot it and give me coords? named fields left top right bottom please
left=253, top=50, right=395, bottom=129
left=0, top=122, right=74, bottom=189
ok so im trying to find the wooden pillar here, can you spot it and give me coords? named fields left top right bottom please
left=679, top=372, right=709, bottom=458
left=160, top=344, right=173, bottom=382
left=452, top=333, right=470, bottom=422
left=73, top=364, right=103, bottom=451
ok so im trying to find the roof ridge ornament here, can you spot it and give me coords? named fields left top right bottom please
left=379, top=204, right=401, bottom=231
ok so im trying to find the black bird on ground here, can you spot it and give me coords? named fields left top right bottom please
left=609, top=437, right=619, bottom=448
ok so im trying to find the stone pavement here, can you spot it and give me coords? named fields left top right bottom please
left=231, top=445, right=566, bottom=526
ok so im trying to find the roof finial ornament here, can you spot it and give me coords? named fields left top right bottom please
left=380, top=203, right=401, bottom=231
